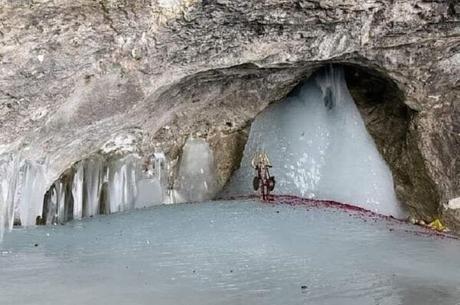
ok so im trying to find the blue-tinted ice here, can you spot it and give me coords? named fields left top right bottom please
left=1, top=200, right=459, bottom=305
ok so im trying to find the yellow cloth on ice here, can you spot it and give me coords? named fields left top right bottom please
left=427, top=219, right=446, bottom=232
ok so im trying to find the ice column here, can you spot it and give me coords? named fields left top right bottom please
left=70, top=156, right=105, bottom=219
left=0, top=154, right=19, bottom=238
left=14, top=160, right=47, bottom=226
left=82, top=156, right=104, bottom=217
left=47, top=154, right=148, bottom=222
left=43, top=178, right=73, bottom=225
left=0, top=154, right=48, bottom=234
left=106, top=155, right=139, bottom=213
left=72, top=163, right=84, bottom=220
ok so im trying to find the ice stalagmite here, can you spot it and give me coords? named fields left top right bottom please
left=175, top=138, right=218, bottom=203
left=225, top=67, right=407, bottom=218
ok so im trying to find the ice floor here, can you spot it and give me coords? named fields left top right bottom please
left=1, top=200, right=460, bottom=305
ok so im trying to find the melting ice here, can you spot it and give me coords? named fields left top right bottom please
left=225, top=67, right=407, bottom=218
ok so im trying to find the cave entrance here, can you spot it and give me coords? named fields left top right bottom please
left=223, top=64, right=412, bottom=218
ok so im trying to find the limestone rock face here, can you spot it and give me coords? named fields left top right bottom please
left=0, top=1, right=458, bottom=228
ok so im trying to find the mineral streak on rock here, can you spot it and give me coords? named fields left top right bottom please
left=0, top=1, right=459, bottom=230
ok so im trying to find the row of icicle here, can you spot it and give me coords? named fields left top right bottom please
left=0, top=138, right=219, bottom=239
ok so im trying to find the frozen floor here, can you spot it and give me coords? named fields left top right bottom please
left=1, top=200, right=460, bottom=305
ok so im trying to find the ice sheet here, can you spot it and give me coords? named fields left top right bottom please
left=0, top=200, right=458, bottom=305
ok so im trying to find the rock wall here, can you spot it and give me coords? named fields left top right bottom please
left=0, top=1, right=459, bottom=228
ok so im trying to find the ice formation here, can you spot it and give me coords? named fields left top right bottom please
left=0, top=64, right=408, bottom=237
left=0, top=154, right=48, bottom=237
left=225, top=67, right=407, bottom=218
left=0, top=137, right=219, bottom=237
left=174, top=138, right=219, bottom=203
left=40, top=154, right=166, bottom=226
left=135, top=152, right=169, bottom=208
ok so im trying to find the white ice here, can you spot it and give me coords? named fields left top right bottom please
left=174, top=138, right=219, bottom=203
left=225, top=67, right=407, bottom=218
left=0, top=154, right=48, bottom=236
left=106, top=155, right=139, bottom=213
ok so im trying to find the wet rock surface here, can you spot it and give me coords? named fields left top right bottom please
left=0, top=1, right=459, bottom=229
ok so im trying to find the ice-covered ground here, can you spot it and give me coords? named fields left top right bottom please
left=1, top=199, right=459, bottom=305
left=225, top=67, right=407, bottom=218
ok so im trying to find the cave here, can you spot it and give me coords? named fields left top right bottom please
left=1, top=1, right=459, bottom=303
left=31, top=63, right=438, bottom=225
left=150, top=61, right=439, bottom=220
left=0, top=0, right=457, bottom=235
left=3, top=59, right=448, bottom=229
left=222, top=64, right=416, bottom=217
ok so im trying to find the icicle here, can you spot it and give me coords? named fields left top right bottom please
left=107, top=155, right=139, bottom=213
left=0, top=153, right=19, bottom=238
left=82, top=156, right=104, bottom=217
left=0, top=155, right=48, bottom=232
left=16, top=160, right=47, bottom=226
left=72, top=163, right=84, bottom=220
left=1, top=146, right=178, bottom=235
left=55, top=181, right=66, bottom=223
